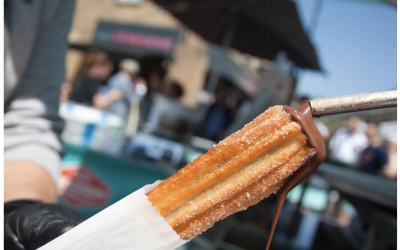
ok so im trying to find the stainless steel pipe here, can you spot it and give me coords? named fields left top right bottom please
left=309, top=90, right=397, bottom=117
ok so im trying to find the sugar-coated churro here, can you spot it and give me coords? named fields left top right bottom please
left=147, top=105, right=316, bottom=240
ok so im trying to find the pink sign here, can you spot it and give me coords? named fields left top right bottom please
left=111, top=30, right=173, bottom=51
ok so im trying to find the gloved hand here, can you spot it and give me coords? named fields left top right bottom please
left=4, top=200, right=85, bottom=250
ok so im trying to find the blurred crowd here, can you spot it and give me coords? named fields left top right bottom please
left=61, top=49, right=149, bottom=120
left=61, top=49, right=397, bottom=181
left=60, top=49, right=187, bottom=137
left=291, top=98, right=397, bottom=180
left=327, top=116, right=397, bottom=180
left=61, top=49, right=244, bottom=142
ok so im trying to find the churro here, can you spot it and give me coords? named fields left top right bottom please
left=147, top=105, right=316, bottom=240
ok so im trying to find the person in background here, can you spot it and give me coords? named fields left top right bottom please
left=60, top=82, right=73, bottom=102
left=381, top=139, right=397, bottom=180
left=145, top=81, right=185, bottom=133
left=148, top=70, right=162, bottom=93
left=359, top=123, right=388, bottom=175
left=95, top=59, right=147, bottom=119
left=204, top=84, right=233, bottom=141
left=69, top=49, right=114, bottom=106
left=4, top=1, right=85, bottom=248
left=166, top=81, right=184, bottom=99
left=140, top=70, right=162, bottom=120
left=329, top=117, right=368, bottom=166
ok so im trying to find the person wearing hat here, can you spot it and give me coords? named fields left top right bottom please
left=95, top=59, right=147, bottom=120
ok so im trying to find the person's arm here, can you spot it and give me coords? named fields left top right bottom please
left=93, top=89, right=124, bottom=109
left=4, top=0, right=75, bottom=203
left=5, top=162, right=57, bottom=203
left=92, top=75, right=124, bottom=109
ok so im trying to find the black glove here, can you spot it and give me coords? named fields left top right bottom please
left=4, top=200, right=85, bottom=250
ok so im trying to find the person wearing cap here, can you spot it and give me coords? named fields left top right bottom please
left=95, top=59, right=147, bottom=119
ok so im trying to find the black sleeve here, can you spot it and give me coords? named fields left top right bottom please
left=70, top=75, right=100, bottom=106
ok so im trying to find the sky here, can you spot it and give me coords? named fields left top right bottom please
left=294, top=0, right=397, bottom=99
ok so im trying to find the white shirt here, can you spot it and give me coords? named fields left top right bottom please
left=329, top=127, right=368, bottom=166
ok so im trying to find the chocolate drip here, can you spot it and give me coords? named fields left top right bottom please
left=265, top=103, right=326, bottom=250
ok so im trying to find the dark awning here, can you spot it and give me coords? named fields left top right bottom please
left=152, top=0, right=322, bottom=71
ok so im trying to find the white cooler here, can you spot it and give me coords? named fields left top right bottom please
left=59, top=102, right=125, bottom=156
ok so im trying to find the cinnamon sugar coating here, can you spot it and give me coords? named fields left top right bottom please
left=146, top=106, right=316, bottom=240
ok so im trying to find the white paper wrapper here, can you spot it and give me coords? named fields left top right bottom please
left=39, top=181, right=188, bottom=250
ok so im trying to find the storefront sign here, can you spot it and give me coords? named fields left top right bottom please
left=95, top=21, right=180, bottom=58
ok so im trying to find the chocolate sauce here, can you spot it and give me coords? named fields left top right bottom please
left=265, top=103, right=326, bottom=250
